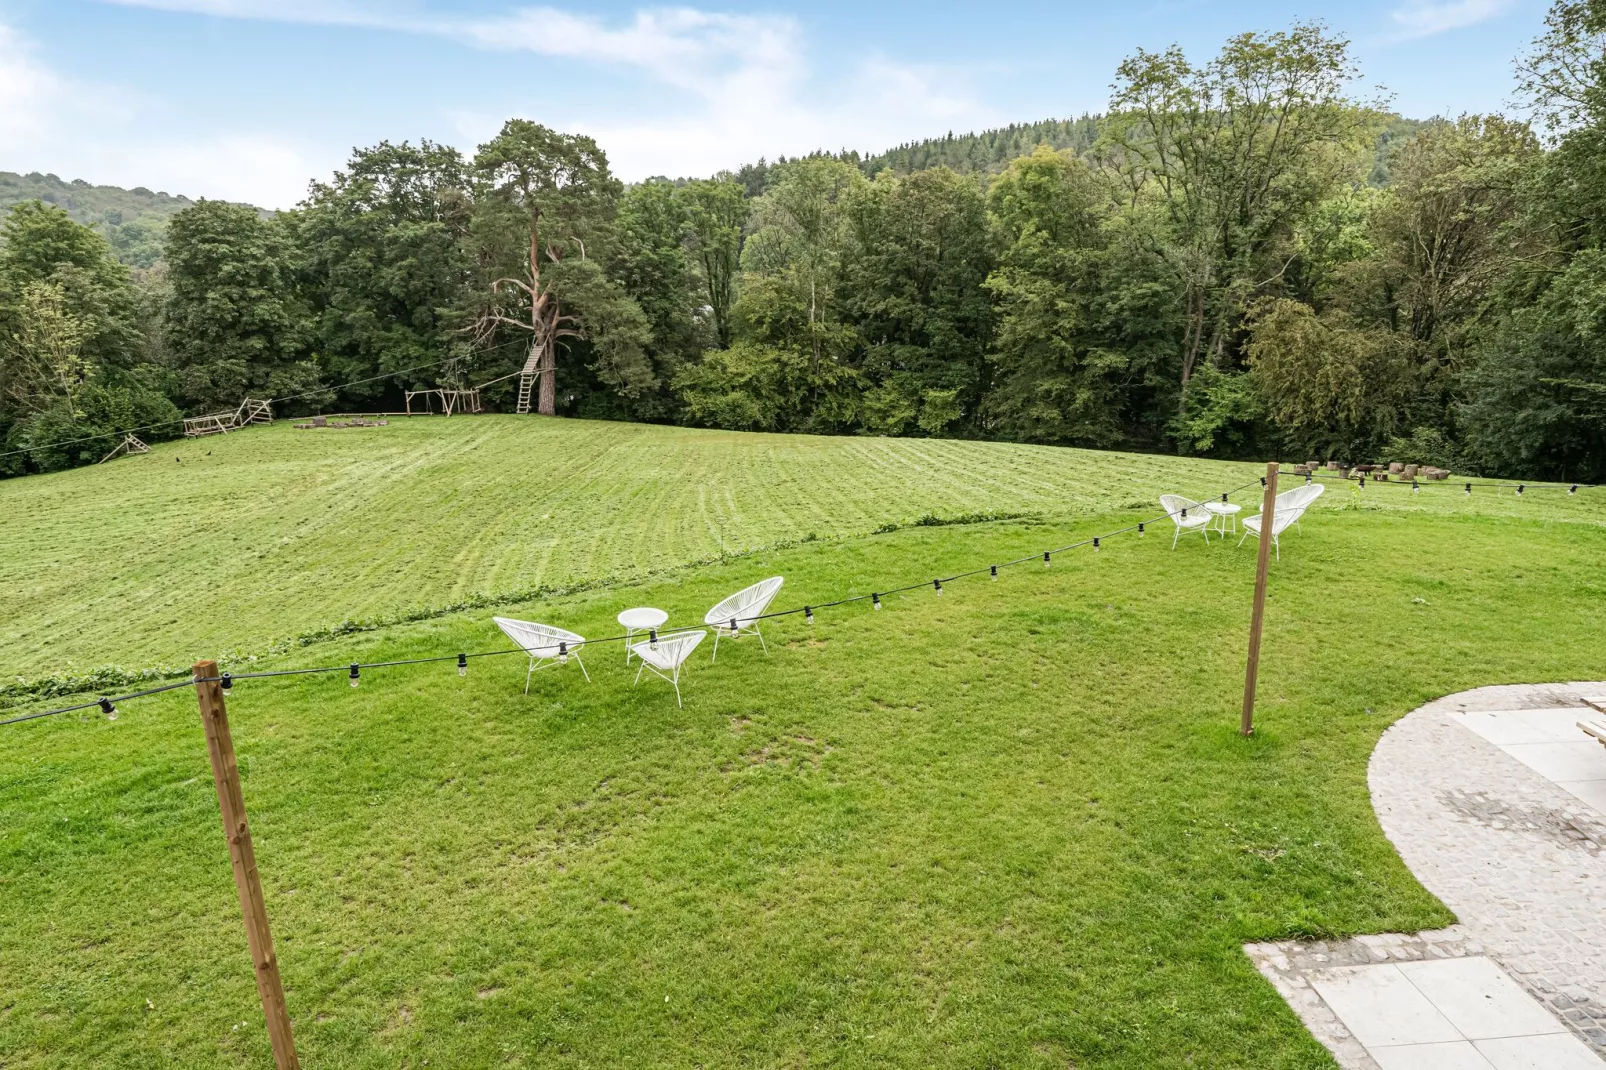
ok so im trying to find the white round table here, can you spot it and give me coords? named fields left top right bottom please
left=1204, top=500, right=1241, bottom=536
left=618, top=607, right=668, bottom=663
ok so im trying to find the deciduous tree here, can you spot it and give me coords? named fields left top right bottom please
left=679, top=177, right=747, bottom=350
left=984, top=148, right=1179, bottom=445
left=738, top=158, right=865, bottom=372
left=1103, top=23, right=1375, bottom=407
left=469, top=120, right=651, bottom=416
left=299, top=140, right=473, bottom=405
left=839, top=167, right=994, bottom=436
left=163, top=200, right=319, bottom=411
left=0, top=200, right=141, bottom=369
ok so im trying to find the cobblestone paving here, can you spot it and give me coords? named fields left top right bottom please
left=1245, top=682, right=1606, bottom=1067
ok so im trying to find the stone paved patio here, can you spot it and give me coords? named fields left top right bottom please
left=1245, top=682, right=1606, bottom=1068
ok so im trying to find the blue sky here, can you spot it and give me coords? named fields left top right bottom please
left=0, top=0, right=1551, bottom=209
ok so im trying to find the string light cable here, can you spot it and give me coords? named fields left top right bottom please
left=15, top=459, right=1598, bottom=731
left=0, top=477, right=1273, bottom=728
left=1299, top=472, right=1599, bottom=495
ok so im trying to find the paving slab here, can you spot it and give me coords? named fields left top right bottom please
left=1395, top=957, right=1566, bottom=1040
left=1499, top=741, right=1606, bottom=784
left=1310, top=964, right=1463, bottom=1047
left=1454, top=709, right=1601, bottom=746
left=1245, top=682, right=1606, bottom=1068
left=1370, top=1042, right=1493, bottom=1070
left=1476, top=1032, right=1605, bottom=1069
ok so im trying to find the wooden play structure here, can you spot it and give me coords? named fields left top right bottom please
left=175, top=352, right=545, bottom=433
left=183, top=398, right=273, bottom=438
left=97, top=434, right=151, bottom=464
left=401, top=356, right=533, bottom=416
left=402, top=388, right=482, bottom=417
left=387, top=341, right=548, bottom=417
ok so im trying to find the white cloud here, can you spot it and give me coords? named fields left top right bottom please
left=572, top=54, right=998, bottom=181
left=92, top=2, right=1000, bottom=184
left=0, top=23, right=75, bottom=141
left=136, top=136, right=328, bottom=208
left=101, top=0, right=810, bottom=102
left=454, top=8, right=806, bottom=102
left=1386, top=0, right=1514, bottom=41
left=0, top=20, right=327, bottom=208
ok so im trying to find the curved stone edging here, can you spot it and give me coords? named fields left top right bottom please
left=1368, top=681, right=1606, bottom=1053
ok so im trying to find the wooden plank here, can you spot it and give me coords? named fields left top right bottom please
left=194, top=660, right=300, bottom=1069
left=1241, top=462, right=1279, bottom=736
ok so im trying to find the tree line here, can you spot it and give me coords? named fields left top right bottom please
left=5, top=5, right=1606, bottom=480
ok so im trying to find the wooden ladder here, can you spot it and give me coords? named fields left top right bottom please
left=515, top=345, right=541, bottom=415
left=97, top=434, right=152, bottom=464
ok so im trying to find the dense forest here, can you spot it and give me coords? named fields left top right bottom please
left=6, top=4, right=1606, bottom=481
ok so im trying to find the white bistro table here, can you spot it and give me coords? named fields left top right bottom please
left=618, top=607, right=669, bottom=663
left=1204, top=500, right=1242, bottom=536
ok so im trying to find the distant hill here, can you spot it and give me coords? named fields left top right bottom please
left=729, top=113, right=1429, bottom=196
left=864, top=116, right=1105, bottom=176
left=728, top=118, right=1104, bottom=196
left=0, top=171, right=268, bottom=268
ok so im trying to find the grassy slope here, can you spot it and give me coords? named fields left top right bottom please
left=1, top=427, right=1604, bottom=1066
left=1, top=416, right=1275, bottom=681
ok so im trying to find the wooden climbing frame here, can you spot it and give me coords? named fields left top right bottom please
left=403, top=388, right=482, bottom=417
left=183, top=398, right=274, bottom=438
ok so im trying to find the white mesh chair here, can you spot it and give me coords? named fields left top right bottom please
left=492, top=617, right=590, bottom=692
left=704, top=576, right=783, bottom=662
left=630, top=629, right=706, bottom=707
left=1160, top=494, right=1213, bottom=548
left=1239, top=482, right=1326, bottom=560
left=1285, top=482, right=1326, bottom=534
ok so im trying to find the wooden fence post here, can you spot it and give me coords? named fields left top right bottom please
left=194, top=660, right=300, bottom=1070
left=1241, top=463, right=1279, bottom=737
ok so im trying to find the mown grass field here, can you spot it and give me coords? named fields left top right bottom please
left=0, top=416, right=1275, bottom=682
left=3, top=418, right=1604, bottom=1067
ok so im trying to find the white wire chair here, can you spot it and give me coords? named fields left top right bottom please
left=703, top=576, right=783, bottom=662
left=492, top=617, right=590, bottom=692
left=1239, top=483, right=1326, bottom=560
left=1159, top=494, right=1213, bottom=548
left=1283, top=482, right=1326, bottom=535
left=629, top=629, right=706, bottom=707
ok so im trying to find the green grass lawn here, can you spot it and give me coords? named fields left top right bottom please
left=3, top=425, right=1604, bottom=1066
left=0, top=416, right=1289, bottom=683
left=5, top=416, right=1593, bottom=691
left=4, top=419, right=1605, bottom=1066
